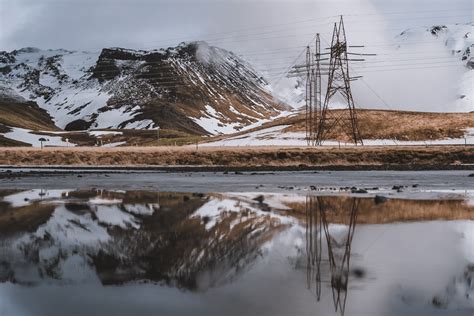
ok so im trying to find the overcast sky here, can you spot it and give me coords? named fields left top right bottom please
left=1, top=0, right=471, bottom=52
left=0, top=0, right=472, bottom=111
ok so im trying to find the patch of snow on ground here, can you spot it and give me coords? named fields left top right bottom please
left=2, top=127, right=75, bottom=147
left=203, top=125, right=474, bottom=147
left=33, top=87, right=112, bottom=129
left=455, top=70, right=474, bottom=112
left=192, top=115, right=240, bottom=135
left=101, top=141, right=126, bottom=147
left=88, top=131, right=123, bottom=137
left=93, top=106, right=138, bottom=129
left=60, top=51, right=100, bottom=80
left=124, top=119, right=155, bottom=129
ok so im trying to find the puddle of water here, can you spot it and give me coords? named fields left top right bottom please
left=0, top=189, right=473, bottom=316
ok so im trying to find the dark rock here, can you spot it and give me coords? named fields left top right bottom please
left=352, top=188, right=368, bottom=194
left=65, top=119, right=93, bottom=131
left=468, top=174, right=474, bottom=177
left=0, top=51, right=16, bottom=63
left=374, top=195, right=388, bottom=204
left=430, top=25, right=447, bottom=36
left=253, top=195, right=265, bottom=204
left=0, top=65, right=12, bottom=75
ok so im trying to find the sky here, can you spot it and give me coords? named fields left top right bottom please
left=0, top=0, right=472, bottom=111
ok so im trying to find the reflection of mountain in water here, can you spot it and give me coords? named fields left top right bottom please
left=305, top=196, right=359, bottom=316
left=0, top=190, right=290, bottom=290
left=1, top=189, right=473, bottom=316
left=0, top=189, right=473, bottom=301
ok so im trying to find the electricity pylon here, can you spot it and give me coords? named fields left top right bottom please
left=316, top=16, right=363, bottom=145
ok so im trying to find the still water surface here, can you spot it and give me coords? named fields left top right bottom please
left=0, top=189, right=473, bottom=316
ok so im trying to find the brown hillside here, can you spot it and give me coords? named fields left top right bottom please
left=0, top=97, right=58, bottom=131
left=219, top=109, right=474, bottom=142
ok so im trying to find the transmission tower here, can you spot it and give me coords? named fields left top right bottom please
left=314, top=34, right=322, bottom=146
left=289, top=34, right=326, bottom=146
left=288, top=16, right=372, bottom=146
left=316, top=16, right=363, bottom=145
left=305, top=46, right=314, bottom=146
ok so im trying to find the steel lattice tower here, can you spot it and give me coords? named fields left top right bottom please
left=316, top=16, right=363, bottom=145
left=313, top=34, right=322, bottom=146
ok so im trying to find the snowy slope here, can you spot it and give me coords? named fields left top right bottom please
left=395, top=24, right=473, bottom=112
left=0, top=43, right=287, bottom=135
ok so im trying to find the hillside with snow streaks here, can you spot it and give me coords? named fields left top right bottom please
left=0, top=43, right=286, bottom=135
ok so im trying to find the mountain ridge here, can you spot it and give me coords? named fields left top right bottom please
left=0, top=41, right=288, bottom=135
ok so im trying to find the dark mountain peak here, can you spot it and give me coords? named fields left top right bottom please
left=429, top=25, right=448, bottom=36
left=12, top=47, right=41, bottom=55
left=0, top=51, right=15, bottom=64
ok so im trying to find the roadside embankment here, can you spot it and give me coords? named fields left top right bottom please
left=0, top=145, right=473, bottom=171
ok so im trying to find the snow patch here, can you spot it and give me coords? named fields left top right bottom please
left=2, top=127, right=74, bottom=147
left=203, top=125, right=474, bottom=147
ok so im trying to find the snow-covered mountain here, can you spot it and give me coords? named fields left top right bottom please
left=395, top=23, right=473, bottom=111
left=0, top=42, right=288, bottom=135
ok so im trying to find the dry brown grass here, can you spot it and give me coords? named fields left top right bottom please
left=0, top=100, right=58, bottom=131
left=0, top=145, right=472, bottom=167
left=282, top=109, right=474, bottom=141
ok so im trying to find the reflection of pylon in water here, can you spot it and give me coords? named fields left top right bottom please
left=305, top=196, right=359, bottom=316
left=305, top=196, right=322, bottom=299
